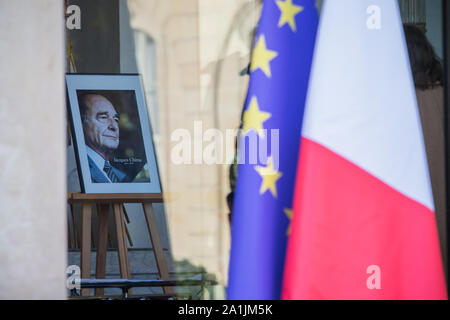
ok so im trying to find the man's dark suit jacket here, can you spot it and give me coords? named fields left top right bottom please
left=88, top=155, right=127, bottom=183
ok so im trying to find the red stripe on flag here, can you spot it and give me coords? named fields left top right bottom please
left=282, top=138, right=447, bottom=299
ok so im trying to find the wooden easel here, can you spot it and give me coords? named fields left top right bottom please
left=68, top=192, right=172, bottom=297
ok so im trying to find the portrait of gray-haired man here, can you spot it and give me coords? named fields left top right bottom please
left=79, top=94, right=128, bottom=183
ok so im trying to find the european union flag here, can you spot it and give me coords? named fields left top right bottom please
left=228, top=0, right=318, bottom=299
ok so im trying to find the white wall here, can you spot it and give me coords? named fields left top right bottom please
left=0, top=0, right=67, bottom=299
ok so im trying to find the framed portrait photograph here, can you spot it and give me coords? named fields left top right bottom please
left=66, top=74, right=161, bottom=194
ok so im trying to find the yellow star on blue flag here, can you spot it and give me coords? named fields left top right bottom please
left=250, top=35, right=278, bottom=78
left=276, top=0, right=304, bottom=32
left=229, top=0, right=319, bottom=300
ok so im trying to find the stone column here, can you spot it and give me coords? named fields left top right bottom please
left=0, top=0, right=66, bottom=299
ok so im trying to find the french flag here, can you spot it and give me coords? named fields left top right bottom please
left=282, top=0, right=447, bottom=299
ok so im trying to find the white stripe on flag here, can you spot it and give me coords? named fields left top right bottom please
left=301, top=0, right=434, bottom=210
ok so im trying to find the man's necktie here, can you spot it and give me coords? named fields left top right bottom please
left=103, top=161, right=119, bottom=183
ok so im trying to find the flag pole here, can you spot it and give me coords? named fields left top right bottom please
left=442, top=0, right=450, bottom=292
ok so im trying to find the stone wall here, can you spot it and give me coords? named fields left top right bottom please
left=0, top=0, right=66, bottom=299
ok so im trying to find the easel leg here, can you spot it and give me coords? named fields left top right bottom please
left=67, top=209, right=73, bottom=248
left=119, top=205, right=132, bottom=278
left=80, top=203, right=92, bottom=297
left=70, top=203, right=80, bottom=249
left=143, top=203, right=173, bottom=295
left=95, top=204, right=109, bottom=296
left=122, top=205, right=134, bottom=247
left=113, top=204, right=130, bottom=280
left=119, top=204, right=132, bottom=295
